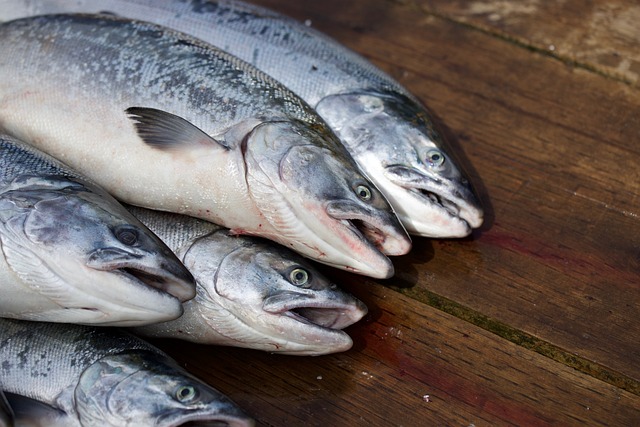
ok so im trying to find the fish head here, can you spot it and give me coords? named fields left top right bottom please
left=181, top=230, right=368, bottom=355
left=316, top=91, right=484, bottom=237
left=75, top=351, right=254, bottom=427
left=1, top=175, right=195, bottom=325
left=242, top=120, right=411, bottom=278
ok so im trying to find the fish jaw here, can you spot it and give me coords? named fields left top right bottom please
left=316, top=91, right=484, bottom=237
left=260, top=289, right=368, bottom=355
left=86, top=246, right=195, bottom=303
left=289, top=199, right=398, bottom=278
left=324, top=199, right=411, bottom=257
left=381, top=164, right=480, bottom=237
left=278, top=299, right=366, bottom=330
left=13, top=247, right=187, bottom=326
left=75, top=351, right=254, bottom=427
left=243, top=121, right=410, bottom=278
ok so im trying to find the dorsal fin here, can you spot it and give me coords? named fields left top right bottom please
left=125, top=107, right=228, bottom=150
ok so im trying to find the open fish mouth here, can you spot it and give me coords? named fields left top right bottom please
left=112, top=265, right=194, bottom=302
left=117, top=267, right=173, bottom=293
left=264, top=295, right=367, bottom=332
left=340, top=217, right=387, bottom=252
left=410, top=186, right=462, bottom=219
left=384, top=164, right=483, bottom=230
left=87, top=250, right=195, bottom=302
left=325, top=201, right=409, bottom=257
left=165, top=414, right=255, bottom=427
left=156, top=405, right=255, bottom=427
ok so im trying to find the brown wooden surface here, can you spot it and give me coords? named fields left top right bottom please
left=156, top=0, right=640, bottom=425
left=417, top=0, right=640, bottom=86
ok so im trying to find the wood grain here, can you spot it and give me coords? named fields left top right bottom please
left=245, top=0, right=640, bottom=383
left=415, top=0, right=640, bottom=86
left=158, top=283, right=640, bottom=426
left=127, top=0, right=640, bottom=424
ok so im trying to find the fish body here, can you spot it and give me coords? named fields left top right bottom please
left=0, top=134, right=195, bottom=326
left=0, top=14, right=410, bottom=278
left=0, top=0, right=483, bottom=237
left=128, top=206, right=368, bottom=356
left=0, top=318, right=254, bottom=427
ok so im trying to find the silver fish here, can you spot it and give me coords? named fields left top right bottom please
left=0, top=134, right=196, bottom=326
left=0, top=318, right=255, bottom=427
left=127, top=206, right=368, bottom=356
left=0, top=0, right=483, bottom=237
left=0, top=14, right=410, bottom=279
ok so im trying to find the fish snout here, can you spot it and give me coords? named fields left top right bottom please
left=294, top=295, right=368, bottom=330
left=384, top=164, right=484, bottom=234
left=325, top=199, right=411, bottom=257
left=149, top=256, right=197, bottom=302
left=263, top=289, right=368, bottom=330
left=86, top=247, right=196, bottom=302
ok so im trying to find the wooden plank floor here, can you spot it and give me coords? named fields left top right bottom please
left=155, top=0, right=640, bottom=425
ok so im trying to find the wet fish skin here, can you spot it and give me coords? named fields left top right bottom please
left=0, top=134, right=196, bottom=326
left=127, top=206, right=368, bottom=356
left=0, top=0, right=483, bottom=237
left=0, top=13, right=410, bottom=279
left=0, top=318, right=255, bottom=427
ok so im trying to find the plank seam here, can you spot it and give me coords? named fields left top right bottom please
left=388, top=284, right=640, bottom=396
left=388, top=0, right=638, bottom=88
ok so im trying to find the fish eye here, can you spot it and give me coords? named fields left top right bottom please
left=175, top=385, right=198, bottom=403
left=355, top=184, right=372, bottom=201
left=289, top=268, right=310, bottom=287
left=426, top=149, right=445, bottom=167
left=115, top=227, right=139, bottom=246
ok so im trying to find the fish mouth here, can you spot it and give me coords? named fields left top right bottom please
left=114, top=265, right=194, bottom=302
left=87, top=249, right=195, bottom=302
left=166, top=414, right=255, bottom=427
left=325, top=200, right=410, bottom=257
left=384, top=164, right=483, bottom=232
left=410, top=186, right=463, bottom=219
left=156, top=406, right=255, bottom=427
left=263, top=292, right=368, bottom=332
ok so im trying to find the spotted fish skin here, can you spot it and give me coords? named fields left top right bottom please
left=0, top=0, right=483, bottom=237
left=0, top=318, right=254, bottom=427
left=0, top=13, right=411, bottom=278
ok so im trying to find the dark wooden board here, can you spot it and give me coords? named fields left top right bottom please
left=416, top=0, right=640, bottom=86
left=0, top=0, right=638, bottom=425
left=242, top=0, right=640, bottom=383
left=137, top=0, right=640, bottom=424
left=157, top=283, right=640, bottom=426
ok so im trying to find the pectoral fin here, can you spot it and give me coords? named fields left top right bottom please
left=126, top=107, right=227, bottom=150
